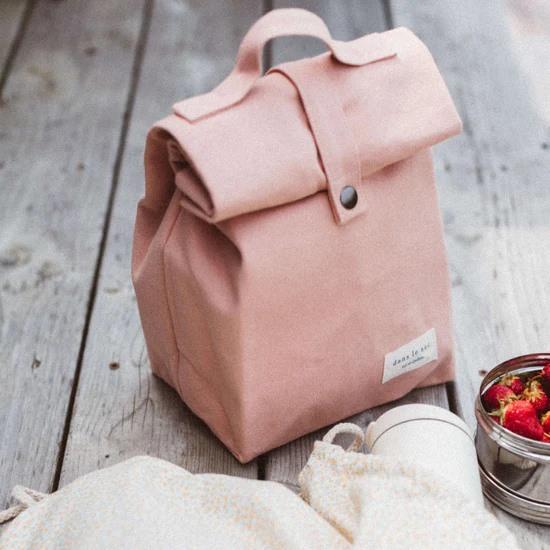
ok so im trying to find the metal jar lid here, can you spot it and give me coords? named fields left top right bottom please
left=475, top=353, right=550, bottom=524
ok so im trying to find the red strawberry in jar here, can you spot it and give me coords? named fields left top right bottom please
left=482, top=384, right=516, bottom=411
left=499, top=400, right=544, bottom=441
left=522, top=379, right=549, bottom=412
left=501, top=374, right=525, bottom=396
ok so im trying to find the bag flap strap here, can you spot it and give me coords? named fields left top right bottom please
left=173, top=8, right=396, bottom=122
left=273, top=62, right=364, bottom=225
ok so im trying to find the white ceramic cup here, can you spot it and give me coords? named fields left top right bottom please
left=365, top=404, right=483, bottom=505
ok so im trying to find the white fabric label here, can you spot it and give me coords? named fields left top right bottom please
left=382, top=328, right=438, bottom=383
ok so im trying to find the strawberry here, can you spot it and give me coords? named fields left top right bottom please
left=500, top=400, right=544, bottom=441
left=522, top=379, right=549, bottom=412
left=542, top=363, right=550, bottom=384
left=541, top=410, right=550, bottom=434
left=482, top=384, right=516, bottom=411
left=502, top=374, right=525, bottom=396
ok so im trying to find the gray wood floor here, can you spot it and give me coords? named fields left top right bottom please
left=1, top=0, right=549, bottom=547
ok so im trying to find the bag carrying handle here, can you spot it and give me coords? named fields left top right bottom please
left=173, top=8, right=396, bottom=121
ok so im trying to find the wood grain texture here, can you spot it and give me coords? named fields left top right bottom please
left=2, top=1, right=547, bottom=545
left=389, top=0, right=550, bottom=546
left=0, top=0, right=147, bottom=506
left=58, top=0, right=264, bottom=486
left=0, top=0, right=31, bottom=76
left=263, top=0, right=450, bottom=487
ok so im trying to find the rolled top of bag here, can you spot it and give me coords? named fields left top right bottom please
left=145, top=24, right=461, bottom=225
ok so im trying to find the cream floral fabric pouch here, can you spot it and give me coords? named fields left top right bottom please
left=0, top=424, right=518, bottom=549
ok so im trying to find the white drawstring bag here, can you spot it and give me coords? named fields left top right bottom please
left=0, top=424, right=518, bottom=549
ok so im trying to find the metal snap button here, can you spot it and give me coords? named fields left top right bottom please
left=340, top=186, right=358, bottom=209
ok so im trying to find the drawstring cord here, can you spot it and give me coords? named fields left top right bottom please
left=0, top=486, right=46, bottom=524
left=322, top=423, right=365, bottom=452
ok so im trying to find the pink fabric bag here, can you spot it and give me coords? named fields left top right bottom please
left=132, top=9, right=462, bottom=462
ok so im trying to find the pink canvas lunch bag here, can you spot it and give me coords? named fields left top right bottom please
left=132, top=9, right=462, bottom=462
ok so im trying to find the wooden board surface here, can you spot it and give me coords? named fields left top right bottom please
left=389, top=0, right=550, bottom=546
left=0, top=0, right=147, bottom=507
left=58, top=0, right=263, bottom=485
left=1, top=1, right=549, bottom=547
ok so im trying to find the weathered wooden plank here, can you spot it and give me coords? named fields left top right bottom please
left=262, top=0, right=450, bottom=487
left=0, top=0, right=147, bottom=506
left=58, top=0, right=264, bottom=485
left=0, top=0, right=31, bottom=77
left=389, top=0, right=550, bottom=545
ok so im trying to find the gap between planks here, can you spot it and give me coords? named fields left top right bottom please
left=57, top=0, right=264, bottom=485
left=0, top=0, right=155, bottom=507
left=0, top=0, right=35, bottom=94
left=51, top=0, right=155, bottom=492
